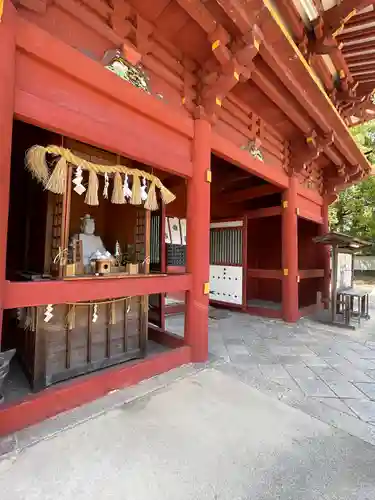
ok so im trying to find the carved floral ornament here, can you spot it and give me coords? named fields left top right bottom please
left=240, top=139, right=264, bottom=162
left=104, top=50, right=150, bottom=94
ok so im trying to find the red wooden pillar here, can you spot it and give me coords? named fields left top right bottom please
left=320, top=197, right=331, bottom=308
left=185, top=118, right=211, bottom=362
left=0, top=1, right=16, bottom=344
left=282, top=175, right=299, bottom=322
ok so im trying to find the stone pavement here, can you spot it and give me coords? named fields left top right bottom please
left=164, top=289, right=375, bottom=445
left=167, top=289, right=375, bottom=445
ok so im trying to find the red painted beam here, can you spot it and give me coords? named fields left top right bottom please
left=247, top=269, right=283, bottom=279
left=299, top=210, right=324, bottom=224
left=297, top=185, right=324, bottom=205
left=323, top=1, right=372, bottom=35
left=348, top=62, right=375, bottom=73
left=346, top=9, right=375, bottom=26
left=246, top=206, right=282, bottom=219
left=252, top=65, right=313, bottom=134
left=212, top=132, right=289, bottom=188
left=344, top=40, right=375, bottom=56
left=271, top=0, right=305, bottom=42
left=0, top=347, right=191, bottom=436
left=311, top=55, right=334, bottom=92
left=4, top=274, right=192, bottom=309
left=297, top=193, right=324, bottom=223
left=15, top=18, right=194, bottom=139
left=299, top=269, right=325, bottom=279
left=223, top=184, right=281, bottom=203
left=339, top=25, right=375, bottom=43
left=15, top=90, right=193, bottom=179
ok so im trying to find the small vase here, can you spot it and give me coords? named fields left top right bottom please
left=0, top=349, right=16, bottom=404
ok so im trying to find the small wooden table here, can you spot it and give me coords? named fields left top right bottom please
left=336, top=287, right=370, bottom=327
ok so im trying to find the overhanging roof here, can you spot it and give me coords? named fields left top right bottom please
left=314, top=231, right=371, bottom=250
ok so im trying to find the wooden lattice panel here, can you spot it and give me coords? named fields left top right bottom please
left=50, top=194, right=64, bottom=276
left=135, top=209, right=146, bottom=263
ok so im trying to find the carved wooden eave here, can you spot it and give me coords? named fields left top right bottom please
left=290, top=131, right=334, bottom=174
left=13, top=0, right=370, bottom=191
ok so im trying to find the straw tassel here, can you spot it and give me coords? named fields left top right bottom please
left=25, top=145, right=177, bottom=206
left=85, top=170, right=99, bottom=206
left=45, top=157, right=67, bottom=194
left=131, top=175, right=142, bottom=205
left=144, top=180, right=158, bottom=211
left=160, top=185, right=176, bottom=205
left=66, top=305, right=76, bottom=330
left=111, top=172, right=125, bottom=204
left=25, top=146, right=49, bottom=184
left=109, top=302, right=117, bottom=325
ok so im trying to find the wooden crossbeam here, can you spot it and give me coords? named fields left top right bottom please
left=252, top=63, right=313, bottom=134
left=348, top=60, right=375, bottom=70
left=214, top=0, right=252, bottom=36
left=323, top=1, right=374, bottom=38
left=345, top=8, right=375, bottom=26
left=174, top=0, right=217, bottom=34
left=222, top=184, right=281, bottom=203
left=344, top=40, right=375, bottom=56
left=338, top=25, right=375, bottom=43
left=271, top=0, right=305, bottom=43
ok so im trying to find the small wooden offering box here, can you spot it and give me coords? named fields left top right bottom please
left=95, top=259, right=112, bottom=274
left=126, top=263, right=139, bottom=275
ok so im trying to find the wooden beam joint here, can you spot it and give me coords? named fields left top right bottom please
left=291, top=131, right=334, bottom=174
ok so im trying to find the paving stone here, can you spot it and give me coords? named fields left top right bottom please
left=353, top=382, right=375, bottom=400
left=306, top=365, right=342, bottom=381
left=204, top=296, right=375, bottom=441
left=310, top=397, right=357, bottom=418
left=291, top=398, right=375, bottom=447
left=258, top=364, right=292, bottom=380
left=324, top=381, right=367, bottom=399
left=344, top=399, right=375, bottom=423
left=292, top=378, right=337, bottom=398
left=284, top=364, right=316, bottom=380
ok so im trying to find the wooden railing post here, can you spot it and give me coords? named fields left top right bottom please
left=0, top=1, right=16, bottom=343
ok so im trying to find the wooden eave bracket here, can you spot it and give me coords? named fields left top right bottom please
left=198, top=25, right=262, bottom=121
left=292, top=131, right=334, bottom=173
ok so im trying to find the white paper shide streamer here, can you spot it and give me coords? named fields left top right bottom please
left=73, top=166, right=86, bottom=195
left=103, top=172, right=109, bottom=199
left=92, top=304, right=98, bottom=323
left=123, top=174, right=132, bottom=200
left=44, top=304, right=54, bottom=323
left=140, top=177, right=148, bottom=201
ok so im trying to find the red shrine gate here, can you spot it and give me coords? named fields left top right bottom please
left=0, top=0, right=372, bottom=435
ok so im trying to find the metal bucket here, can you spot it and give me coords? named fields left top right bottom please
left=0, top=349, right=16, bottom=404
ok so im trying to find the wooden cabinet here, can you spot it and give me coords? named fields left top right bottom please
left=16, top=296, right=147, bottom=391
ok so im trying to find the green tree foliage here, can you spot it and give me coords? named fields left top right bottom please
left=329, top=121, right=375, bottom=254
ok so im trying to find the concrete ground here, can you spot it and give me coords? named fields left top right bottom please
left=1, top=291, right=375, bottom=499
